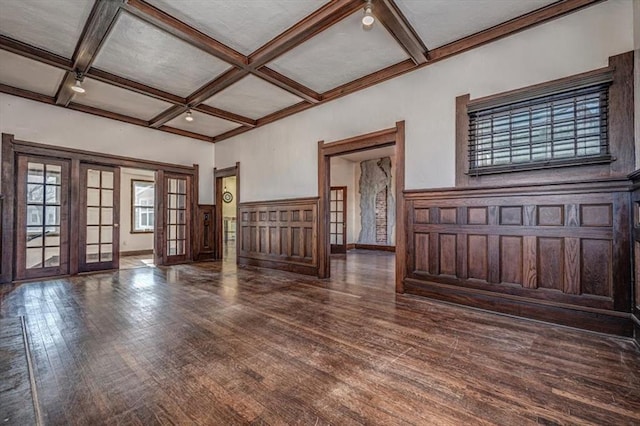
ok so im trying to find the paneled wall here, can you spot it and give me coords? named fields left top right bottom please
left=238, top=198, right=318, bottom=275
left=194, top=204, right=215, bottom=261
left=404, top=179, right=633, bottom=336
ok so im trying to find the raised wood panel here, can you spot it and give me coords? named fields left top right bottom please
left=194, top=204, right=215, bottom=261
left=630, top=169, right=640, bottom=346
left=537, top=237, right=564, bottom=291
left=404, top=178, right=633, bottom=336
left=238, top=197, right=318, bottom=275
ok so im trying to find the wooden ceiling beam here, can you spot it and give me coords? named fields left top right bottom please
left=376, top=0, right=428, bottom=64
left=193, top=105, right=256, bottom=128
left=123, top=0, right=247, bottom=68
left=248, top=0, right=363, bottom=68
left=428, top=0, right=604, bottom=61
left=149, top=105, right=188, bottom=128
left=56, top=0, right=124, bottom=106
left=186, top=68, right=249, bottom=106
left=253, top=68, right=321, bottom=103
left=0, top=35, right=72, bottom=70
left=86, top=68, right=185, bottom=104
left=0, top=83, right=213, bottom=142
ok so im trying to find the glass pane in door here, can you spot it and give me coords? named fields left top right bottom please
left=25, top=161, right=62, bottom=269
left=167, top=177, right=187, bottom=256
left=85, top=169, right=115, bottom=263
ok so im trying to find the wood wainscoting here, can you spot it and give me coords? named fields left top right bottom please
left=194, top=204, right=215, bottom=261
left=238, top=197, right=318, bottom=275
left=404, top=178, right=633, bottom=336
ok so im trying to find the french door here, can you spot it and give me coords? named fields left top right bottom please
left=79, top=164, right=120, bottom=272
left=15, top=155, right=70, bottom=280
left=163, top=173, right=191, bottom=264
left=330, top=186, right=347, bottom=254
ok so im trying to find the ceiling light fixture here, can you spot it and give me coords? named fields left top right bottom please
left=185, top=109, right=194, bottom=122
left=71, top=72, right=85, bottom=94
left=362, top=0, right=375, bottom=31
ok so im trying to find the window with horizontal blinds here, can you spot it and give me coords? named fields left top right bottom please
left=468, top=82, right=611, bottom=175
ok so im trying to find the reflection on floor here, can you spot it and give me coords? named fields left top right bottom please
left=0, top=251, right=638, bottom=424
left=119, top=254, right=155, bottom=270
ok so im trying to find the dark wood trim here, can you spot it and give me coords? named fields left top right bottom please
left=55, top=0, right=124, bottom=106
left=404, top=278, right=633, bottom=336
left=239, top=196, right=320, bottom=208
left=353, top=244, right=396, bottom=252
left=1, top=135, right=16, bottom=283
left=455, top=51, right=635, bottom=187
left=0, top=84, right=55, bottom=105
left=318, top=121, right=405, bottom=282
left=155, top=125, right=213, bottom=143
left=122, top=0, right=246, bottom=67
left=214, top=163, right=240, bottom=260
left=149, top=105, right=188, bottom=128
left=248, top=0, right=362, bottom=67
left=121, top=249, right=154, bottom=257
left=68, top=102, right=148, bottom=126
left=376, top=0, right=428, bottom=64
left=9, top=137, right=197, bottom=174
left=211, top=126, right=254, bottom=144
left=193, top=204, right=215, bottom=261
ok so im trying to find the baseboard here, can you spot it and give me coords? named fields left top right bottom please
left=404, top=277, right=633, bottom=337
left=351, top=244, right=395, bottom=252
left=238, top=256, right=317, bottom=276
left=121, top=249, right=154, bottom=257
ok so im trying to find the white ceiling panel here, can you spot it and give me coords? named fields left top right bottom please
left=268, top=12, right=409, bottom=93
left=338, top=146, right=395, bottom=163
left=165, top=110, right=240, bottom=137
left=395, top=0, right=557, bottom=49
left=0, top=50, right=66, bottom=96
left=203, top=75, right=303, bottom=119
left=92, top=12, right=232, bottom=97
left=0, top=0, right=94, bottom=58
left=72, top=78, right=173, bottom=120
left=146, top=0, right=329, bottom=55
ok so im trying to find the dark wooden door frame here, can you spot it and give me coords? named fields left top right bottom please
left=213, top=162, right=240, bottom=260
left=1, top=133, right=198, bottom=283
left=330, top=186, right=347, bottom=254
left=318, top=121, right=406, bottom=292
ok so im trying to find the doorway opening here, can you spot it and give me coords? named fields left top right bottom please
left=119, top=168, right=155, bottom=270
left=318, top=122, right=405, bottom=292
left=214, top=163, right=239, bottom=263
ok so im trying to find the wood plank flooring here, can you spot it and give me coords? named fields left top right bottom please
left=0, top=250, right=638, bottom=425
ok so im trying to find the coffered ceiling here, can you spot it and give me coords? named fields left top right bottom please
left=0, top=0, right=600, bottom=144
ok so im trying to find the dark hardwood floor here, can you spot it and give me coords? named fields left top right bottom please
left=0, top=250, right=639, bottom=425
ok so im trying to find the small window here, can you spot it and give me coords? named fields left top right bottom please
left=468, top=83, right=611, bottom=175
left=132, top=180, right=154, bottom=233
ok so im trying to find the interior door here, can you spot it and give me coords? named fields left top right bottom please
left=164, top=173, right=191, bottom=264
left=15, top=155, right=70, bottom=280
left=79, top=164, right=120, bottom=272
left=330, top=186, right=347, bottom=254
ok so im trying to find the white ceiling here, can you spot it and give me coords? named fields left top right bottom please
left=73, top=78, right=174, bottom=120
left=395, top=0, right=557, bottom=49
left=0, top=50, right=66, bottom=96
left=0, top=0, right=582, bottom=141
left=337, top=145, right=395, bottom=163
left=147, top=0, right=329, bottom=55
left=93, top=12, right=232, bottom=97
left=165, top=110, right=240, bottom=136
left=268, top=11, right=409, bottom=93
left=203, top=75, right=304, bottom=119
left=0, top=0, right=94, bottom=59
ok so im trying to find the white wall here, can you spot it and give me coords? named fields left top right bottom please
left=119, top=167, right=155, bottom=253
left=0, top=94, right=215, bottom=203
left=214, top=0, right=634, bottom=200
